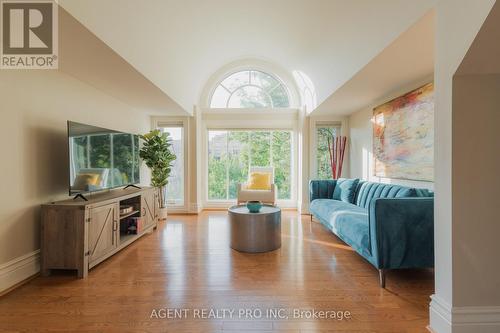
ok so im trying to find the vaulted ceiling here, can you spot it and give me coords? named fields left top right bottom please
left=59, top=0, right=435, bottom=114
left=313, top=10, right=434, bottom=115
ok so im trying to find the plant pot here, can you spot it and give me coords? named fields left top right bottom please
left=158, top=207, right=168, bottom=221
left=158, top=185, right=168, bottom=209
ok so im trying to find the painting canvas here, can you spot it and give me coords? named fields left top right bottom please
left=373, top=83, right=434, bottom=181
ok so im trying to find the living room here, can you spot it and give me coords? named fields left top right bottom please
left=1, top=1, right=499, bottom=332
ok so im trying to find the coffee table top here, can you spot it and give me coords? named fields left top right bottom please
left=228, top=204, right=280, bottom=215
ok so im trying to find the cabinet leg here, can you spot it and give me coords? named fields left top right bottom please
left=41, top=267, right=51, bottom=277
left=77, top=266, right=88, bottom=279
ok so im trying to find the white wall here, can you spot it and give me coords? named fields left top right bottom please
left=348, top=76, right=434, bottom=190
left=451, top=0, right=500, bottom=310
left=452, top=74, right=500, bottom=306
left=430, top=1, right=498, bottom=332
left=0, top=70, right=151, bottom=292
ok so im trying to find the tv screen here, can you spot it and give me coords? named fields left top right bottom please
left=68, top=121, right=140, bottom=195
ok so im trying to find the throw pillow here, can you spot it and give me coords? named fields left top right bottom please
left=332, top=178, right=360, bottom=203
left=247, top=172, right=272, bottom=190
left=395, top=187, right=417, bottom=198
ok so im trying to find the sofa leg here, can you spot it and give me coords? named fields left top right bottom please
left=379, top=269, right=386, bottom=288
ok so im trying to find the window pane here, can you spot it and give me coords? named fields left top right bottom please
left=208, top=131, right=228, bottom=200
left=228, top=131, right=250, bottom=199
left=162, top=127, right=184, bottom=206
left=272, top=131, right=291, bottom=199
left=207, top=130, right=292, bottom=202
left=210, top=85, right=230, bottom=108
left=220, top=71, right=250, bottom=92
left=251, top=70, right=280, bottom=91
left=316, top=127, right=339, bottom=180
left=250, top=131, right=271, bottom=167
left=269, top=84, right=290, bottom=108
left=227, top=86, right=272, bottom=108
left=210, top=70, right=290, bottom=109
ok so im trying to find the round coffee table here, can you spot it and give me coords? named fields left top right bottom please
left=228, top=205, right=281, bottom=253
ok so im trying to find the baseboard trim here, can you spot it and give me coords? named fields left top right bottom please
left=0, top=250, right=40, bottom=295
left=430, top=294, right=500, bottom=333
left=300, top=202, right=309, bottom=215
left=189, top=202, right=202, bottom=214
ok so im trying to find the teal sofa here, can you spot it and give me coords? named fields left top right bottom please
left=309, top=179, right=434, bottom=287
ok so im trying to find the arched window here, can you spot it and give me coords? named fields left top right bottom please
left=210, top=70, right=290, bottom=108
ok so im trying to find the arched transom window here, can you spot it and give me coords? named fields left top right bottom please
left=210, top=70, right=290, bottom=108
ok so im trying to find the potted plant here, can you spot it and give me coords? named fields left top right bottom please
left=139, top=129, right=176, bottom=220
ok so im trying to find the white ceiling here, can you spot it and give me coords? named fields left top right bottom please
left=312, top=10, right=435, bottom=115
left=59, top=8, right=186, bottom=115
left=59, top=0, right=435, bottom=114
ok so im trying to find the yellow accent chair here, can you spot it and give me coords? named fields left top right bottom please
left=237, top=167, right=277, bottom=205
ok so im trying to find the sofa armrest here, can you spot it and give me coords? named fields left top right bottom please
left=369, top=197, right=434, bottom=269
left=309, top=180, right=336, bottom=202
left=237, top=183, right=247, bottom=192
left=270, top=183, right=277, bottom=203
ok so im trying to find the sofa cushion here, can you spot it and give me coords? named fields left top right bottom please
left=332, top=178, right=360, bottom=203
left=310, top=199, right=371, bottom=256
left=355, top=182, right=417, bottom=209
left=415, top=188, right=434, bottom=197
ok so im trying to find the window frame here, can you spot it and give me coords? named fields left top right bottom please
left=201, top=112, right=298, bottom=209
left=206, top=129, right=294, bottom=202
left=209, top=69, right=291, bottom=109
left=309, top=119, right=345, bottom=180
left=152, top=117, right=189, bottom=211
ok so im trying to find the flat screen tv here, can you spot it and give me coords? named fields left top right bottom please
left=68, top=121, right=140, bottom=196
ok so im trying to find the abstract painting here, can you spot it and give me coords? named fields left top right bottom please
left=373, top=83, right=434, bottom=181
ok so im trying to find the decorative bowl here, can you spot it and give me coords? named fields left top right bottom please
left=246, top=201, right=263, bottom=213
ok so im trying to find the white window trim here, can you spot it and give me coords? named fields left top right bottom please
left=199, top=59, right=301, bottom=108
left=210, top=69, right=291, bottom=109
left=309, top=117, right=349, bottom=180
left=201, top=113, right=299, bottom=209
left=151, top=116, right=189, bottom=212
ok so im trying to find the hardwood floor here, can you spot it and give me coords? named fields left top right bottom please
left=0, top=211, right=434, bottom=332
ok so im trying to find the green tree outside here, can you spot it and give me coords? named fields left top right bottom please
left=316, top=126, right=339, bottom=180
left=208, top=130, right=292, bottom=200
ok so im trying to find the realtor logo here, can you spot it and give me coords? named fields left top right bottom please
left=1, top=0, right=58, bottom=69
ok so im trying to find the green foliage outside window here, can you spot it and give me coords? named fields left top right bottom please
left=317, top=126, right=339, bottom=179
left=208, top=130, right=292, bottom=200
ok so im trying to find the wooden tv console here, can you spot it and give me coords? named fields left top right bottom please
left=41, top=187, right=158, bottom=278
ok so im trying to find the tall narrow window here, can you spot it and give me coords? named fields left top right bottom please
left=160, top=126, right=184, bottom=206
left=208, top=130, right=292, bottom=200
left=316, top=124, right=341, bottom=180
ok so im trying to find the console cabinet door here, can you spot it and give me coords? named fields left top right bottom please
left=141, top=189, right=157, bottom=229
left=88, top=202, right=119, bottom=264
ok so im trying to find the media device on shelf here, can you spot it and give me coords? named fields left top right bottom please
left=67, top=121, right=141, bottom=200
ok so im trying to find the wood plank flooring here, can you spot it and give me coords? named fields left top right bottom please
left=0, top=211, right=434, bottom=332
